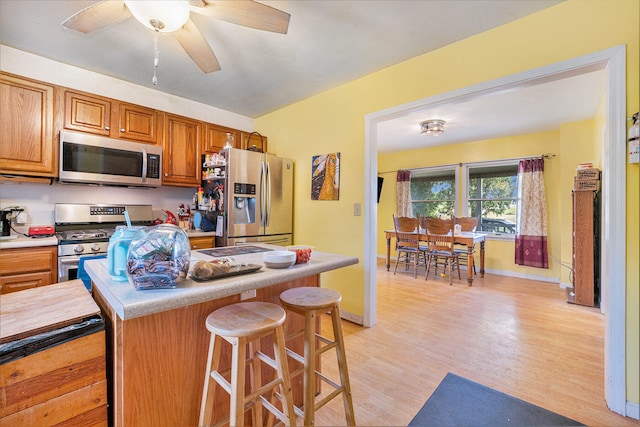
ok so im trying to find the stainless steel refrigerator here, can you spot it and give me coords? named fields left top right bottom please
left=216, top=148, right=294, bottom=246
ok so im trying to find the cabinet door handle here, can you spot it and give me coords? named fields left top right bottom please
left=105, top=126, right=110, bottom=131
left=121, top=128, right=126, bottom=132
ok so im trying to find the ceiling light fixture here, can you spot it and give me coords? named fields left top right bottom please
left=123, top=1, right=190, bottom=86
left=420, top=119, right=445, bottom=136
left=124, top=1, right=190, bottom=33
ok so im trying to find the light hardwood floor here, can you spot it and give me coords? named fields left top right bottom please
left=313, top=260, right=639, bottom=427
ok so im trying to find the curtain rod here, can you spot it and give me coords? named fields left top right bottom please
left=378, top=153, right=555, bottom=175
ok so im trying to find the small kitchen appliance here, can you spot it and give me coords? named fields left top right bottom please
left=55, top=203, right=154, bottom=282
left=28, top=226, right=55, bottom=237
left=1, top=207, right=24, bottom=237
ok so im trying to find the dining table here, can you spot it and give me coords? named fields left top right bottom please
left=384, top=230, right=487, bottom=286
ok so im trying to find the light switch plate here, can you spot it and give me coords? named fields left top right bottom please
left=354, top=203, right=361, bottom=216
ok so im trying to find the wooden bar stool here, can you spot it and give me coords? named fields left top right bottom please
left=279, top=287, right=356, bottom=426
left=199, top=302, right=296, bottom=427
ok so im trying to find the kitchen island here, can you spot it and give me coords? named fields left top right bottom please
left=84, top=245, right=358, bottom=426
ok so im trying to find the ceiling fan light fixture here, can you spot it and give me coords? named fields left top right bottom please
left=124, top=0, right=190, bottom=33
left=420, top=119, right=445, bottom=136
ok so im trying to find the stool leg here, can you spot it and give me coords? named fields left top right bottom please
left=248, top=340, right=263, bottom=426
left=331, top=305, right=356, bottom=426
left=199, top=333, right=223, bottom=427
left=230, top=337, right=247, bottom=427
left=303, top=310, right=317, bottom=426
left=273, top=325, right=297, bottom=426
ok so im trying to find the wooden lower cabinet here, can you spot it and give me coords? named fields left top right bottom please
left=189, top=235, right=215, bottom=250
left=0, top=246, right=58, bottom=294
left=0, top=280, right=107, bottom=426
left=93, top=275, right=319, bottom=426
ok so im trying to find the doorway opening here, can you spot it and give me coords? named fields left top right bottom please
left=363, top=45, right=627, bottom=414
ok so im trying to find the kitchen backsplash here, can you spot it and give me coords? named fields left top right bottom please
left=0, top=182, right=193, bottom=226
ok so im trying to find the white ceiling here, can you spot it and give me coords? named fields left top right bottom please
left=376, top=68, right=607, bottom=153
left=0, top=0, right=605, bottom=154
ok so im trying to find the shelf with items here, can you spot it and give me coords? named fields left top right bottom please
left=202, top=152, right=227, bottom=181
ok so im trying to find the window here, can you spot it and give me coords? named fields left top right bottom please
left=409, top=167, right=457, bottom=218
left=464, top=163, right=518, bottom=236
left=409, top=161, right=519, bottom=237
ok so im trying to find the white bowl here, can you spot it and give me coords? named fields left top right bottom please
left=263, top=250, right=296, bottom=269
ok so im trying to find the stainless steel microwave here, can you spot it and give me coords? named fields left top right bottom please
left=59, top=131, right=162, bottom=187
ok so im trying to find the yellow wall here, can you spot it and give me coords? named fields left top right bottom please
left=256, top=0, right=639, bottom=405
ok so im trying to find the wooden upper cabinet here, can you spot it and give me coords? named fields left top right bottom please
left=64, top=89, right=159, bottom=144
left=240, top=131, right=268, bottom=153
left=64, top=90, right=112, bottom=136
left=115, top=102, right=159, bottom=144
left=0, top=73, right=56, bottom=177
left=162, top=113, right=202, bottom=187
left=203, top=124, right=238, bottom=153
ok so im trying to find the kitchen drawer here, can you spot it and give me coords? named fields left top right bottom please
left=0, top=246, right=57, bottom=275
left=0, top=272, right=54, bottom=294
left=189, top=236, right=214, bottom=250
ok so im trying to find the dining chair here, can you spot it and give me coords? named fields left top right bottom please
left=423, top=217, right=461, bottom=285
left=454, top=216, right=479, bottom=274
left=392, top=215, right=427, bottom=278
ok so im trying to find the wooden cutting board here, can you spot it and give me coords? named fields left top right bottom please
left=0, top=279, right=100, bottom=344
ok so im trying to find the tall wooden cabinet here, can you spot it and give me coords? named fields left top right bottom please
left=162, top=113, right=202, bottom=186
left=572, top=190, right=600, bottom=307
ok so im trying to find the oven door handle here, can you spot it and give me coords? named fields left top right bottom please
left=59, top=256, right=83, bottom=264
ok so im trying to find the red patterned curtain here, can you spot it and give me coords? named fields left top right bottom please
left=396, top=170, right=413, bottom=217
left=515, top=158, right=549, bottom=268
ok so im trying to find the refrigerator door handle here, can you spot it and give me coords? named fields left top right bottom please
left=259, top=160, right=266, bottom=228
left=265, top=161, right=271, bottom=227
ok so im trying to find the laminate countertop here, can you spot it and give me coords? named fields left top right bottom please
left=84, top=244, right=358, bottom=321
left=0, top=234, right=57, bottom=249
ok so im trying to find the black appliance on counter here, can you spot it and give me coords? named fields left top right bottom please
left=54, top=203, right=154, bottom=282
left=1, top=207, right=23, bottom=237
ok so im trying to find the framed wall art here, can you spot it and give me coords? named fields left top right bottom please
left=311, top=152, right=340, bottom=200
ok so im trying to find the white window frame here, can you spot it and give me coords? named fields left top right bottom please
left=461, top=159, right=519, bottom=241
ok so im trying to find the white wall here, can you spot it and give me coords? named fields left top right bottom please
left=0, top=182, right=193, bottom=226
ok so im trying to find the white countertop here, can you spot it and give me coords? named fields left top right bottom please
left=85, top=244, right=358, bottom=321
left=0, top=234, right=57, bottom=249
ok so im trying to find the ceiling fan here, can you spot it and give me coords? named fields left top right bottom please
left=62, top=0, right=290, bottom=74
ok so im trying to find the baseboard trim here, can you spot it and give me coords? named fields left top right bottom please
left=340, top=309, right=364, bottom=326
left=627, top=401, right=639, bottom=420
left=378, top=255, right=562, bottom=285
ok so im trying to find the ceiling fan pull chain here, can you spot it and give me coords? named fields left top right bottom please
left=152, top=30, right=160, bottom=86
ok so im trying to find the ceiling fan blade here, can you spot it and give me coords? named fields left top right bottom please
left=174, top=19, right=221, bottom=73
left=193, top=0, right=290, bottom=34
left=62, top=1, right=131, bottom=33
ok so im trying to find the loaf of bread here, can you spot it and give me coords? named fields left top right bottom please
left=193, top=259, right=231, bottom=278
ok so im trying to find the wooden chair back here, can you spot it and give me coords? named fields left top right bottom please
left=424, top=217, right=456, bottom=255
left=392, top=215, right=420, bottom=250
left=454, top=217, right=478, bottom=232
left=394, top=215, right=418, bottom=232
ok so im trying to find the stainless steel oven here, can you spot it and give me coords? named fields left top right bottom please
left=55, top=204, right=154, bottom=282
